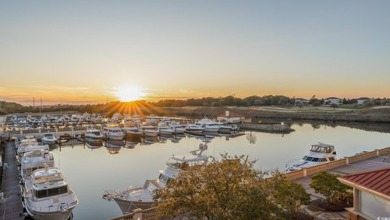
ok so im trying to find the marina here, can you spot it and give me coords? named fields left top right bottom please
left=1, top=118, right=390, bottom=219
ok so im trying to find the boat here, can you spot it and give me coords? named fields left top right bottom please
left=122, top=126, right=142, bottom=136
left=41, top=133, right=58, bottom=145
left=85, top=128, right=104, bottom=139
left=158, top=126, right=174, bottom=136
left=102, top=143, right=209, bottom=214
left=285, top=142, right=337, bottom=172
left=195, top=118, right=220, bottom=133
left=103, top=126, right=125, bottom=140
left=140, top=125, right=159, bottom=137
left=20, top=150, right=55, bottom=180
left=185, top=124, right=204, bottom=135
left=169, top=122, right=186, bottom=134
left=17, top=137, right=49, bottom=158
left=22, top=167, right=79, bottom=220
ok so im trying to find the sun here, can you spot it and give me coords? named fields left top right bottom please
left=114, top=85, right=146, bottom=102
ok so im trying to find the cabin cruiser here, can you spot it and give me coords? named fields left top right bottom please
left=158, top=126, right=174, bottom=136
left=102, top=143, right=209, bottom=214
left=122, top=126, right=143, bottom=136
left=17, top=136, right=49, bottom=158
left=103, top=126, right=125, bottom=140
left=21, top=167, right=79, bottom=220
left=285, top=142, right=337, bottom=172
left=85, top=128, right=104, bottom=139
left=41, top=133, right=58, bottom=145
left=20, top=150, right=55, bottom=180
left=195, top=118, right=220, bottom=132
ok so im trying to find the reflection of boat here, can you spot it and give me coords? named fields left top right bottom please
left=85, top=128, right=104, bottom=139
left=141, top=126, right=159, bottom=137
left=20, top=150, right=55, bottom=180
left=142, top=137, right=158, bottom=145
left=41, top=133, right=58, bottom=144
left=105, top=140, right=125, bottom=154
left=158, top=126, right=174, bottom=136
left=124, top=141, right=138, bottom=148
left=85, top=138, right=103, bottom=149
left=22, top=167, right=79, bottom=220
left=122, top=127, right=143, bottom=136
left=103, top=127, right=125, bottom=140
left=169, top=122, right=186, bottom=134
left=102, top=143, right=209, bottom=214
left=285, top=142, right=337, bottom=172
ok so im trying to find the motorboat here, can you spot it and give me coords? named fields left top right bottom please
left=103, top=126, right=125, bottom=140
left=102, top=143, right=209, bottom=214
left=17, top=136, right=49, bottom=158
left=20, top=150, right=55, bottom=180
left=140, top=125, right=159, bottom=137
left=285, top=142, right=337, bottom=172
left=85, top=128, right=104, bottom=139
left=158, top=126, right=174, bottom=136
left=41, top=133, right=58, bottom=145
left=169, top=122, right=186, bottom=134
left=22, top=167, right=79, bottom=220
left=185, top=124, right=204, bottom=135
left=195, top=118, right=220, bottom=133
left=122, top=126, right=143, bottom=136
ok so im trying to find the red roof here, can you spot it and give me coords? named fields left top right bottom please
left=340, top=168, right=390, bottom=197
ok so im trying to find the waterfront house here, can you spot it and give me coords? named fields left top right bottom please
left=294, top=98, right=310, bottom=106
left=324, top=97, right=343, bottom=105
left=357, top=98, right=370, bottom=105
left=338, top=168, right=390, bottom=220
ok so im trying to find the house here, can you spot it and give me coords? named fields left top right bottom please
left=294, top=98, right=310, bottom=106
left=357, top=98, right=370, bottom=105
left=324, top=97, right=343, bottom=105
left=217, top=111, right=245, bottom=124
left=338, top=168, right=390, bottom=220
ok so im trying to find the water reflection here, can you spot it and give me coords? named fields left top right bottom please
left=85, top=138, right=103, bottom=150
left=105, top=140, right=125, bottom=154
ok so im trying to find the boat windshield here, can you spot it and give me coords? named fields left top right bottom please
left=34, top=186, right=68, bottom=198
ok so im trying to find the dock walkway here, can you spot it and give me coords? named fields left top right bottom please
left=0, top=141, right=24, bottom=220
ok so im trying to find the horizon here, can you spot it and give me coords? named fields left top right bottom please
left=1, top=1, right=389, bottom=105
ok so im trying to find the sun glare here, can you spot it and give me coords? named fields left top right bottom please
left=114, top=85, right=146, bottom=102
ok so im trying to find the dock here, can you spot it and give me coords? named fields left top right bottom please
left=0, top=141, right=24, bottom=220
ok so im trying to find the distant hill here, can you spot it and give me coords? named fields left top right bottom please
left=0, top=101, right=24, bottom=115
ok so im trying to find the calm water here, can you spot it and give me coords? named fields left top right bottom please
left=50, top=123, right=390, bottom=220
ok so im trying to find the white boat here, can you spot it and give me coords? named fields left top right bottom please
left=17, top=136, right=49, bottom=158
left=285, top=142, right=337, bottom=172
left=158, top=126, right=174, bottom=136
left=85, top=128, right=104, bottom=139
left=195, top=118, right=222, bottom=133
left=102, top=143, right=209, bottom=214
left=103, top=127, right=125, bottom=140
left=185, top=124, right=204, bottom=134
left=20, top=150, right=55, bottom=180
left=41, top=133, right=58, bottom=145
left=140, top=125, right=159, bottom=137
left=122, top=126, right=143, bottom=136
left=169, top=122, right=186, bottom=134
left=22, top=167, right=79, bottom=220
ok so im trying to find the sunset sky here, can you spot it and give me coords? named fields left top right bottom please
left=1, top=1, right=389, bottom=105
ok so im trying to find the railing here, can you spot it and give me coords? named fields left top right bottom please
left=285, top=146, right=390, bottom=181
left=109, top=207, right=159, bottom=220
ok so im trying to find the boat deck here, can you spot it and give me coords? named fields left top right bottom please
left=0, top=141, right=24, bottom=220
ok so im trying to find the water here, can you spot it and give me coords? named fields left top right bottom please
left=50, top=123, right=390, bottom=220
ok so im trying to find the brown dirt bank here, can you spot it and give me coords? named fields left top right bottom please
left=161, top=106, right=390, bottom=123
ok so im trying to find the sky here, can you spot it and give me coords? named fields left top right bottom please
left=0, top=0, right=389, bottom=105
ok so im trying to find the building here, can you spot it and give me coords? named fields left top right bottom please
left=324, top=97, right=343, bottom=105
left=357, top=98, right=370, bottom=105
left=338, top=168, right=390, bottom=220
left=294, top=98, right=310, bottom=106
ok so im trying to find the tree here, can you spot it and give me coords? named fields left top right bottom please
left=309, top=172, right=352, bottom=205
left=267, top=171, right=311, bottom=218
left=155, top=155, right=281, bottom=219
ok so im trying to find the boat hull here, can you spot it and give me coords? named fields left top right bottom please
left=113, top=197, right=154, bottom=214
left=25, top=205, right=74, bottom=220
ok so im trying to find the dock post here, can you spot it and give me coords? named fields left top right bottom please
left=376, top=149, right=380, bottom=156
left=303, top=169, right=307, bottom=177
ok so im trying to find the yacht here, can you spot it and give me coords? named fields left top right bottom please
left=85, top=128, right=104, bottom=139
left=122, top=126, right=143, bottom=136
left=195, top=118, right=220, bottom=133
left=102, top=143, right=209, bottom=214
left=103, top=126, right=125, bottom=140
left=41, top=133, right=58, bottom=145
left=17, top=136, right=49, bottom=158
left=169, top=122, right=186, bottom=134
left=140, top=125, right=159, bottom=137
left=285, top=142, right=337, bottom=172
left=22, top=167, right=79, bottom=220
left=158, top=126, right=174, bottom=136
left=20, top=150, right=55, bottom=180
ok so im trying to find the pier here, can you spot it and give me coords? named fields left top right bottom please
left=0, top=141, right=24, bottom=220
